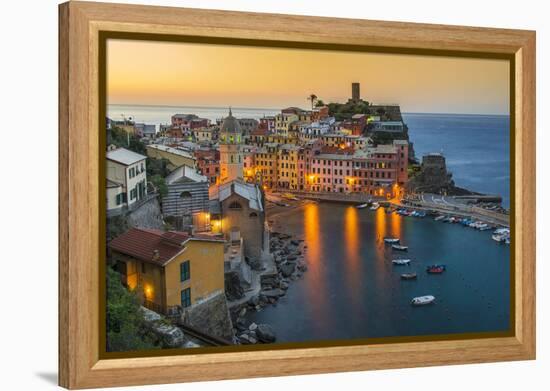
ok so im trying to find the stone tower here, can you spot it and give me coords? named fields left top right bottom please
left=352, top=82, right=360, bottom=102
left=219, top=108, right=243, bottom=184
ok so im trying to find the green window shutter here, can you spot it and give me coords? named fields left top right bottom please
left=181, top=288, right=191, bottom=308
left=180, top=261, right=190, bottom=282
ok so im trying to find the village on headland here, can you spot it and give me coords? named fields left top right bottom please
left=105, top=83, right=510, bottom=351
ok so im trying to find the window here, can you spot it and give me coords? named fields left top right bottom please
left=228, top=201, right=242, bottom=210
left=249, top=212, right=258, bottom=218
left=115, top=193, right=123, bottom=205
left=141, top=262, right=146, bottom=274
left=180, top=191, right=192, bottom=199
left=180, top=261, right=190, bottom=282
left=181, top=288, right=191, bottom=308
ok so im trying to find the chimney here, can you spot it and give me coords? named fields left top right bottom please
left=152, top=249, right=160, bottom=262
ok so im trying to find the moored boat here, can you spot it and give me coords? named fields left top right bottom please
left=392, top=259, right=411, bottom=265
left=401, top=272, right=417, bottom=280
left=392, top=244, right=408, bottom=251
left=384, top=237, right=400, bottom=244
left=494, top=227, right=510, bottom=235
left=356, top=203, right=368, bottom=209
left=411, top=295, right=435, bottom=306
left=434, top=215, right=446, bottom=221
left=426, top=264, right=446, bottom=274
left=492, top=233, right=507, bottom=243
left=369, top=202, right=380, bottom=211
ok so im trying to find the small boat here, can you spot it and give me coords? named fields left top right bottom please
left=426, top=264, right=446, bottom=274
left=281, top=193, right=299, bottom=201
left=356, top=203, right=369, bottom=209
left=411, top=295, right=435, bottom=306
left=505, top=237, right=511, bottom=245
left=401, top=272, right=417, bottom=280
left=392, top=244, right=408, bottom=251
left=392, top=259, right=411, bottom=265
left=384, top=237, right=400, bottom=244
left=369, top=202, right=380, bottom=211
left=494, top=227, right=510, bottom=235
left=492, top=234, right=507, bottom=243
left=434, top=215, right=446, bottom=221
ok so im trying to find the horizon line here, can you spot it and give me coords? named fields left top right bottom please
left=107, top=102, right=509, bottom=117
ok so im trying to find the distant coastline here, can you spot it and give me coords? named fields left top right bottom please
left=108, top=103, right=509, bottom=118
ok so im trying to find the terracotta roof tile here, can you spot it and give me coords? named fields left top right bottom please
left=109, top=228, right=225, bottom=266
left=109, top=228, right=188, bottom=266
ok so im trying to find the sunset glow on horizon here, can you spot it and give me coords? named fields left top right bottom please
left=107, top=39, right=510, bottom=115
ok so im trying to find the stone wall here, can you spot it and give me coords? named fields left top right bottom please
left=179, top=291, right=234, bottom=341
left=126, top=196, right=164, bottom=230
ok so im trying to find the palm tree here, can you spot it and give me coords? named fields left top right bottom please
left=307, top=94, right=318, bottom=110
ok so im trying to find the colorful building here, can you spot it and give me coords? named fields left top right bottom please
left=277, top=144, right=300, bottom=190
left=109, top=228, right=225, bottom=315
left=106, top=147, right=148, bottom=212
left=146, top=144, right=196, bottom=171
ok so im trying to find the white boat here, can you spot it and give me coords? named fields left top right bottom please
left=356, top=203, right=369, bottom=209
left=369, top=202, right=380, bottom=211
left=411, top=295, right=435, bottom=306
left=494, top=227, right=510, bottom=235
left=384, top=237, right=400, bottom=244
left=434, top=215, right=446, bottom=221
left=392, top=259, right=411, bottom=265
left=392, top=244, right=408, bottom=251
left=492, top=234, right=507, bottom=243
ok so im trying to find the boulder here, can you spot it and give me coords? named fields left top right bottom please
left=279, top=262, right=296, bottom=278
left=260, top=288, right=285, bottom=299
left=256, top=324, right=276, bottom=343
left=248, top=322, right=258, bottom=331
left=235, top=317, right=247, bottom=331
left=248, top=295, right=260, bottom=307
left=224, top=271, right=244, bottom=301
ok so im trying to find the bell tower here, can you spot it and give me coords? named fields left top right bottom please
left=219, top=108, right=243, bottom=184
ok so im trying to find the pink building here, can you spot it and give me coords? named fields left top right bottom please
left=308, top=140, right=408, bottom=196
left=310, top=153, right=355, bottom=193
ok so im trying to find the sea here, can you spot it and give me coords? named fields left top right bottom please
left=108, top=105, right=510, bottom=207
left=249, top=203, right=510, bottom=341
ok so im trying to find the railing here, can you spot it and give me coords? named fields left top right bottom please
left=143, top=299, right=164, bottom=315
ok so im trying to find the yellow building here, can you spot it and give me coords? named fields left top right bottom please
left=194, top=127, right=215, bottom=143
left=254, top=143, right=279, bottom=189
left=275, top=113, right=298, bottom=137
left=277, top=144, right=300, bottom=190
left=109, top=228, right=225, bottom=314
left=146, top=144, right=196, bottom=171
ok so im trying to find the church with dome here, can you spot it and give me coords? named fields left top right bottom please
left=218, top=108, right=244, bottom=184
left=210, top=109, right=268, bottom=267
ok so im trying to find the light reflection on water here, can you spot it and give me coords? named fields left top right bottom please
left=253, top=202, right=510, bottom=343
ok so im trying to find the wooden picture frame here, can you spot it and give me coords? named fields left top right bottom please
left=59, top=1, right=536, bottom=389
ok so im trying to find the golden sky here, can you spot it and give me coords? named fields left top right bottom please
left=107, top=39, right=510, bottom=115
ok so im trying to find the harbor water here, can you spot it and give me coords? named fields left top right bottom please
left=247, top=203, right=510, bottom=342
